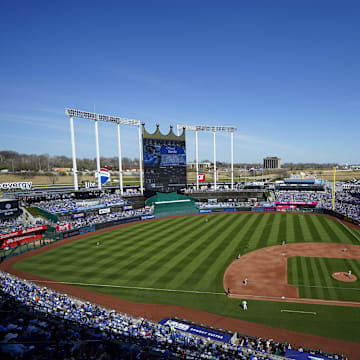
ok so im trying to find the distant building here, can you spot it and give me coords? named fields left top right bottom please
left=187, top=162, right=212, bottom=170
left=263, top=157, right=281, bottom=169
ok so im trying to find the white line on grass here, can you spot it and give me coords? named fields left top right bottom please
left=27, top=280, right=225, bottom=295
left=295, top=284, right=360, bottom=291
left=26, top=280, right=360, bottom=305
left=281, top=309, right=316, bottom=315
left=339, top=221, right=360, bottom=243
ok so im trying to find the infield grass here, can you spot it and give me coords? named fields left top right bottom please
left=288, top=257, right=360, bottom=302
left=14, top=213, right=360, bottom=343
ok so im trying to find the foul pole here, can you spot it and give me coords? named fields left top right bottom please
left=117, top=123, right=123, bottom=195
left=332, top=167, right=336, bottom=210
left=195, top=130, right=199, bottom=190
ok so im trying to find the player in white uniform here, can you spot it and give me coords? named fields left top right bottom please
left=242, top=300, right=247, bottom=310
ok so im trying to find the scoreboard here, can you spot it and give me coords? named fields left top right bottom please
left=143, top=125, right=186, bottom=193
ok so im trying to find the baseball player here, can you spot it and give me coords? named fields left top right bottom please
left=243, top=278, right=248, bottom=286
left=97, top=241, right=100, bottom=247
left=242, top=300, right=247, bottom=311
left=348, top=270, right=352, bottom=279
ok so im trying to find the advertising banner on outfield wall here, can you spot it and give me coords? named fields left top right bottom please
left=1, top=234, right=43, bottom=249
left=99, top=207, right=111, bottom=215
left=72, top=212, right=85, bottom=219
left=122, top=205, right=134, bottom=211
left=62, top=229, right=80, bottom=239
left=0, top=225, right=47, bottom=241
left=141, top=214, right=155, bottom=221
left=159, top=318, right=233, bottom=343
left=79, top=226, right=95, bottom=235
left=199, top=209, right=212, bottom=213
left=56, top=223, right=72, bottom=232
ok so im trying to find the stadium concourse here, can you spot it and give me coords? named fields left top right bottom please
left=0, top=185, right=359, bottom=359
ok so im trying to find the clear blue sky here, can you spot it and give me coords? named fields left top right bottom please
left=1, top=0, right=359, bottom=164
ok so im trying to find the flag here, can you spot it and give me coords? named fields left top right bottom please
left=198, top=174, right=206, bottom=181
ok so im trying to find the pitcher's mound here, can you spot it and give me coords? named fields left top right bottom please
left=332, top=272, right=357, bottom=282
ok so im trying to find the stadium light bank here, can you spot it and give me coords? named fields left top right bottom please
left=65, top=108, right=143, bottom=194
left=177, top=125, right=237, bottom=191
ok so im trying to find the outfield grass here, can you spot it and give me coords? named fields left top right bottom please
left=288, top=257, right=360, bottom=302
left=14, top=213, right=360, bottom=343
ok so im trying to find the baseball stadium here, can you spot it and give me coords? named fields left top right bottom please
left=1, top=112, right=360, bottom=360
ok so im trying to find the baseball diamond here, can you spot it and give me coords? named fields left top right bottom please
left=2, top=212, right=360, bottom=357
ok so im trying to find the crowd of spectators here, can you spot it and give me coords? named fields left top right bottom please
left=30, top=193, right=126, bottom=215
left=1, top=272, right=346, bottom=360
left=275, top=189, right=360, bottom=222
left=0, top=217, right=32, bottom=235
left=184, top=184, right=245, bottom=193
left=56, top=208, right=152, bottom=230
left=197, top=201, right=253, bottom=209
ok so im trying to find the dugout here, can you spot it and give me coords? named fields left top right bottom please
left=146, top=192, right=197, bottom=218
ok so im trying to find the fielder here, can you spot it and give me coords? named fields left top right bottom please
left=348, top=270, right=352, bottom=279
left=97, top=241, right=100, bottom=247
left=242, top=300, right=247, bottom=311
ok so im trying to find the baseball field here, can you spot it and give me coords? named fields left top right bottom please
left=11, top=213, right=360, bottom=346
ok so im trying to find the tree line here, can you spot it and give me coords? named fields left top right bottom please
left=0, top=151, right=139, bottom=172
left=0, top=151, right=339, bottom=172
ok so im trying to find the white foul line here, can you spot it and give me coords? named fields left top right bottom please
left=281, top=309, right=317, bottom=315
left=27, top=280, right=225, bottom=295
left=25, top=280, right=360, bottom=306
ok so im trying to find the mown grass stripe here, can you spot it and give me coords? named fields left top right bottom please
left=305, top=215, right=323, bottom=243
left=278, top=214, right=287, bottom=245
left=317, top=258, right=338, bottom=300
left=253, top=213, right=276, bottom=249
left=299, top=257, right=312, bottom=298
left=169, top=214, right=246, bottom=290
left=293, top=214, right=305, bottom=242
left=45, top=217, right=186, bottom=268
left=331, top=220, right=359, bottom=245
left=97, top=216, right=208, bottom=284
left=132, top=215, right=237, bottom=288
left=307, top=257, right=324, bottom=299
left=53, top=217, right=202, bottom=282
left=193, top=214, right=257, bottom=291
left=122, top=214, right=236, bottom=287
left=162, top=214, right=251, bottom=291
